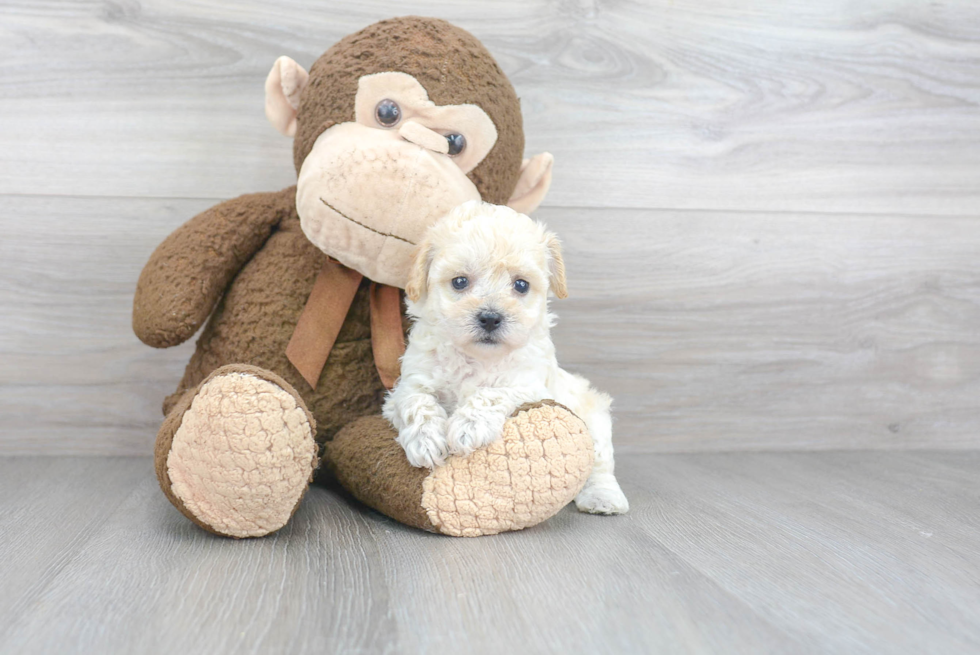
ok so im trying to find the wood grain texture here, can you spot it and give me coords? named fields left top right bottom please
left=3, top=196, right=978, bottom=454
left=2, top=0, right=980, bottom=214
left=0, top=195, right=202, bottom=454
left=0, top=457, right=149, bottom=627
left=549, top=206, right=980, bottom=452
left=1, top=453, right=978, bottom=654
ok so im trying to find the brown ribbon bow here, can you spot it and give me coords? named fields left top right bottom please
left=285, top=258, right=405, bottom=391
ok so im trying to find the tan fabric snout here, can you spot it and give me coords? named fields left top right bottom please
left=296, top=122, right=481, bottom=287
left=399, top=121, right=449, bottom=154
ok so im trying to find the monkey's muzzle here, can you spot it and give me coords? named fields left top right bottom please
left=296, top=121, right=480, bottom=287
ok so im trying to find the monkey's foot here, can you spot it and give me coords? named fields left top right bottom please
left=155, top=365, right=318, bottom=538
left=325, top=400, right=594, bottom=537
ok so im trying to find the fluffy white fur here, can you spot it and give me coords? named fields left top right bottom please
left=383, top=201, right=629, bottom=515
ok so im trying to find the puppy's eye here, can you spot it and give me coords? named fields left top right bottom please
left=514, top=279, right=530, bottom=294
left=445, top=133, right=466, bottom=156
left=375, top=99, right=401, bottom=127
left=451, top=276, right=469, bottom=291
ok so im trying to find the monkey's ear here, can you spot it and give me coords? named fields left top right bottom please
left=545, top=232, right=568, bottom=299
left=507, top=153, right=554, bottom=215
left=265, top=56, right=310, bottom=137
left=405, top=237, right=435, bottom=302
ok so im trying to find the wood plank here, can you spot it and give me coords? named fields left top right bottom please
left=0, top=457, right=148, bottom=627
left=1, top=453, right=978, bottom=654
left=548, top=206, right=980, bottom=452
left=2, top=1, right=980, bottom=214
left=2, top=196, right=979, bottom=454
left=0, top=195, right=203, bottom=454
left=628, top=451, right=980, bottom=653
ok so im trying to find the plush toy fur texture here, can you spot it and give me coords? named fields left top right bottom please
left=326, top=401, right=593, bottom=537
left=294, top=16, right=524, bottom=205
left=136, top=16, right=592, bottom=538
left=136, top=187, right=403, bottom=442
left=154, top=364, right=318, bottom=537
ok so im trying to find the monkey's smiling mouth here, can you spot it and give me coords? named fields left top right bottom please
left=320, top=197, right=416, bottom=245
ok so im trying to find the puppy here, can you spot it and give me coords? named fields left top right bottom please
left=382, top=201, right=628, bottom=515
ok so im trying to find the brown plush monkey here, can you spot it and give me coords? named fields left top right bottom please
left=134, top=17, right=594, bottom=538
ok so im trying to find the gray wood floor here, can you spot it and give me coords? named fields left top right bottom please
left=1, top=453, right=978, bottom=654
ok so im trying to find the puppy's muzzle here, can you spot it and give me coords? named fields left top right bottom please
left=477, top=311, right=503, bottom=334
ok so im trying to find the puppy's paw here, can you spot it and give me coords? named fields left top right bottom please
left=397, top=418, right=449, bottom=469
left=446, top=407, right=506, bottom=457
left=575, top=475, right=630, bottom=515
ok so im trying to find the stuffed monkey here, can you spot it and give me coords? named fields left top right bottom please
left=134, top=17, right=594, bottom=538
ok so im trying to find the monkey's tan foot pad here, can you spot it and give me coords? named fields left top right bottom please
left=155, top=365, right=318, bottom=538
left=325, top=400, right=594, bottom=537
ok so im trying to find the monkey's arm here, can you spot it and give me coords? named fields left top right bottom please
left=133, top=187, right=296, bottom=348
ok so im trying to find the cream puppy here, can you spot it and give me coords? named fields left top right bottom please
left=382, top=201, right=628, bottom=515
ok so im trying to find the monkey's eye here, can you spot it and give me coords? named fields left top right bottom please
left=445, top=133, right=466, bottom=156
left=451, top=276, right=469, bottom=291
left=375, top=99, right=401, bottom=127
left=514, top=279, right=530, bottom=294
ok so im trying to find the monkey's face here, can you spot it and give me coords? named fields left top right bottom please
left=295, top=72, right=499, bottom=287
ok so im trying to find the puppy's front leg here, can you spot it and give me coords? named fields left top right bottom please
left=447, top=386, right=544, bottom=457
left=382, top=380, right=449, bottom=469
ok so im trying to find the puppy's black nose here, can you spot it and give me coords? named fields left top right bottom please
left=477, top=311, right=503, bottom=332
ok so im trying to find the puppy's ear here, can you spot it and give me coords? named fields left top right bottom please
left=545, top=232, right=568, bottom=299
left=405, top=237, right=435, bottom=302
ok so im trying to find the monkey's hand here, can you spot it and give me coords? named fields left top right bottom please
left=133, top=188, right=293, bottom=348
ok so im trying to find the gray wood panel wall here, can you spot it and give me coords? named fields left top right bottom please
left=2, top=0, right=979, bottom=454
